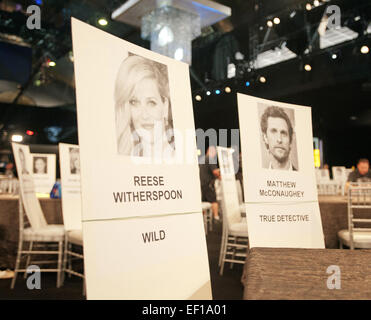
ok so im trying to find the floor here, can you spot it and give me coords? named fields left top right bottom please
left=0, top=221, right=244, bottom=300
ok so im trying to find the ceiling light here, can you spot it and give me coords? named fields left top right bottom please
left=354, top=16, right=361, bottom=21
left=195, top=95, right=202, bottom=101
left=290, top=11, right=297, bottom=18
left=259, top=76, right=266, bottom=83
left=304, top=64, right=312, bottom=71
left=206, top=91, right=211, bottom=96
left=267, top=20, right=273, bottom=27
left=98, top=18, right=108, bottom=26
left=331, top=53, right=338, bottom=59
left=48, top=61, right=56, bottom=67
left=11, top=135, right=23, bottom=142
left=273, top=17, right=280, bottom=25
left=225, top=87, right=231, bottom=93
left=361, top=45, right=369, bottom=54
left=245, top=81, right=251, bottom=87
left=215, top=89, right=221, bottom=95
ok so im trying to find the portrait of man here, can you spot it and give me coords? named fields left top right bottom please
left=33, top=156, right=47, bottom=174
left=260, top=105, right=299, bottom=171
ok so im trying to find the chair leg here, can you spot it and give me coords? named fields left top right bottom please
left=339, top=241, right=343, bottom=249
left=11, top=238, right=23, bottom=289
left=218, top=227, right=226, bottom=267
left=68, top=243, right=72, bottom=278
left=230, top=237, right=237, bottom=269
left=23, top=241, right=33, bottom=279
left=56, top=241, right=63, bottom=288
left=83, top=277, right=86, bottom=296
left=62, top=237, right=69, bottom=286
left=219, top=234, right=228, bottom=276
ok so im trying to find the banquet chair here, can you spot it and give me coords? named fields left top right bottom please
left=218, top=184, right=248, bottom=275
left=11, top=196, right=65, bottom=289
left=202, top=202, right=213, bottom=234
left=338, top=185, right=371, bottom=250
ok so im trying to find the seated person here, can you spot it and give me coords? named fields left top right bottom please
left=347, top=158, right=371, bottom=183
left=199, top=146, right=221, bottom=221
left=346, top=158, right=371, bottom=194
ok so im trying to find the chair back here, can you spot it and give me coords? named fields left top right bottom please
left=12, top=143, right=47, bottom=229
left=217, top=147, right=241, bottom=229
left=59, top=143, right=82, bottom=231
left=332, top=166, right=347, bottom=182
left=348, top=185, right=371, bottom=249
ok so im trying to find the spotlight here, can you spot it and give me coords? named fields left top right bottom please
left=245, top=81, right=251, bottom=87
left=273, top=17, right=280, bottom=25
left=215, top=89, right=221, bottom=95
left=290, top=11, right=297, bottom=18
left=206, top=91, right=211, bottom=96
left=267, top=20, right=273, bottom=27
left=331, top=53, right=338, bottom=59
left=304, top=64, right=312, bottom=71
left=98, top=18, right=108, bottom=26
left=361, top=46, right=369, bottom=54
left=259, top=76, right=266, bottom=83
left=48, top=61, right=56, bottom=67
left=354, top=16, right=361, bottom=21
left=195, top=95, right=202, bottom=101
left=306, top=3, right=312, bottom=11
left=11, top=135, right=23, bottom=142
left=225, top=87, right=231, bottom=93
left=314, top=0, right=320, bottom=7
left=26, top=130, right=34, bottom=136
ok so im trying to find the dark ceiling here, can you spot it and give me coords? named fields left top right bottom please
left=0, top=0, right=371, bottom=167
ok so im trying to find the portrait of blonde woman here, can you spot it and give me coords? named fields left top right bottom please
left=115, top=54, right=175, bottom=159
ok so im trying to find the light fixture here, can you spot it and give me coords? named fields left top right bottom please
left=98, top=18, right=108, bottom=26
left=215, top=89, right=221, bottom=95
left=267, top=20, right=273, bottom=27
left=304, top=64, right=312, bottom=71
left=314, top=0, right=320, bottom=7
left=174, top=48, right=184, bottom=61
left=273, top=17, right=280, bottom=25
left=245, top=81, right=251, bottom=87
left=112, top=0, right=232, bottom=65
left=306, top=3, right=312, bottom=11
left=361, top=45, right=370, bottom=54
left=206, top=91, right=211, bottom=96
left=290, top=11, right=297, bottom=18
left=11, top=135, right=23, bottom=142
left=354, top=16, right=361, bottom=22
left=26, top=130, right=34, bottom=136
left=225, top=87, right=231, bottom=93
left=331, top=53, right=338, bottom=59
left=48, top=61, right=56, bottom=67
left=195, top=95, right=202, bottom=101
left=259, top=76, right=266, bottom=83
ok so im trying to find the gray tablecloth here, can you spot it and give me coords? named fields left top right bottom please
left=243, top=247, right=371, bottom=300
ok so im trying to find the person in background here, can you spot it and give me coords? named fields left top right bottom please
left=199, top=146, right=221, bottom=221
left=347, top=158, right=371, bottom=183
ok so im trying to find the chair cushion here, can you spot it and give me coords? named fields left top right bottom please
left=67, top=229, right=83, bottom=246
left=23, top=225, right=65, bottom=242
left=338, top=229, right=371, bottom=248
left=230, top=221, right=248, bottom=236
left=202, top=202, right=212, bottom=210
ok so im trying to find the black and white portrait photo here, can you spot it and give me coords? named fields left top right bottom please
left=221, top=149, right=232, bottom=175
left=33, top=156, right=47, bottom=174
left=114, top=53, right=175, bottom=159
left=259, top=104, right=299, bottom=171
left=18, top=148, right=29, bottom=175
left=69, top=147, right=80, bottom=174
